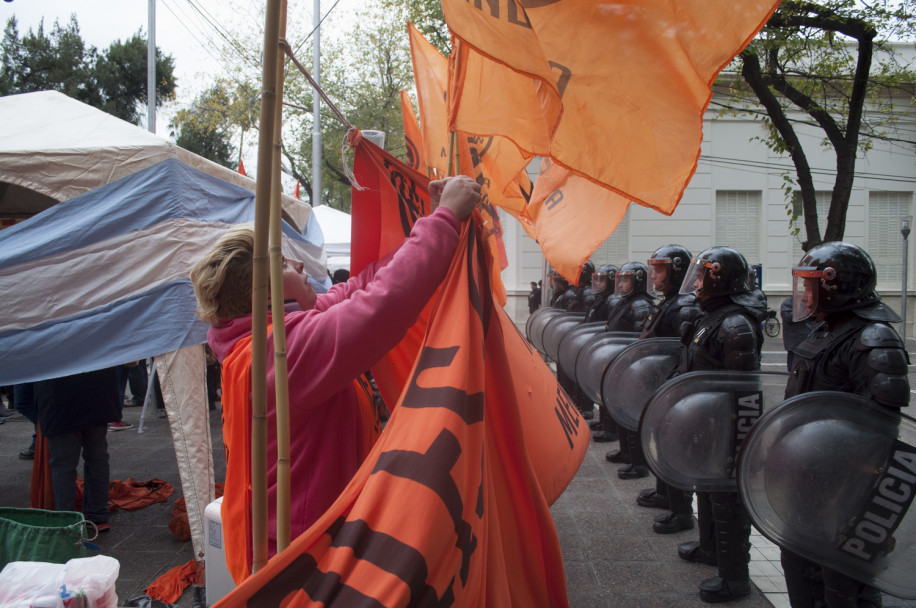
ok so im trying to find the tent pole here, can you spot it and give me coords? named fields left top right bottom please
left=269, top=0, right=292, bottom=554
left=250, top=0, right=283, bottom=575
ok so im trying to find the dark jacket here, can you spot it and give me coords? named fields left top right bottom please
left=35, top=367, right=121, bottom=436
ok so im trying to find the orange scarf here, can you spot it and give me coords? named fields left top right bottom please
left=220, top=333, right=382, bottom=584
left=219, top=334, right=255, bottom=584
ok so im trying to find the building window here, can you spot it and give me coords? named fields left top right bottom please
left=589, top=207, right=630, bottom=266
left=715, top=191, right=760, bottom=262
left=868, top=191, right=913, bottom=287
left=791, top=191, right=831, bottom=265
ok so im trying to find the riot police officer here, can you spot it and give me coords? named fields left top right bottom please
left=565, top=261, right=596, bottom=313
left=585, top=264, right=617, bottom=324
left=633, top=246, right=703, bottom=535
left=780, top=242, right=909, bottom=608
left=579, top=264, right=617, bottom=435
left=605, top=261, right=656, bottom=333
left=674, top=246, right=766, bottom=603
left=602, top=261, right=658, bottom=477
left=549, top=270, right=571, bottom=308
left=588, top=264, right=625, bottom=442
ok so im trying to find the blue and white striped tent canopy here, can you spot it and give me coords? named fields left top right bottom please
left=0, top=158, right=328, bottom=385
left=0, top=90, right=332, bottom=387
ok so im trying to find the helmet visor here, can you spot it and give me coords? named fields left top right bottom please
left=615, top=272, right=634, bottom=297
left=592, top=272, right=608, bottom=293
left=679, top=257, right=708, bottom=296
left=792, top=266, right=829, bottom=322
left=647, top=258, right=670, bottom=295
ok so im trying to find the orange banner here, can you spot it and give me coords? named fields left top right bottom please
left=214, top=136, right=588, bottom=608
left=408, top=22, right=449, bottom=178
left=400, top=90, right=428, bottom=174
left=442, top=0, right=780, bottom=215
left=528, top=158, right=630, bottom=282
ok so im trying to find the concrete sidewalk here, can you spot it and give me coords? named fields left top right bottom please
left=0, top=332, right=914, bottom=607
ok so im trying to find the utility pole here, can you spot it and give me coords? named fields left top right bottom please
left=147, top=0, right=156, bottom=133
left=311, top=0, right=322, bottom=206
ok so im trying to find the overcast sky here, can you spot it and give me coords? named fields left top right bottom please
left=2, top=0, right=360, bottom=139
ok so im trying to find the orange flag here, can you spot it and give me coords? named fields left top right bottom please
left=400, top=90, right=428, bottom=174
left=237, top=160, right=247, bottom=177
left=214, top=135, right=588, bottom=608
left=442, top=0, right=779, bottom=281
left=529, top=158, right=630, bottom=282
left=442, top=0, right=779, bottom=213
left=408, top=22, right=450, bottom=178
left=293, top=180, right=300, bottom=199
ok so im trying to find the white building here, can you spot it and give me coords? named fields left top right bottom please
left=501, top=44, right=916, bottom=335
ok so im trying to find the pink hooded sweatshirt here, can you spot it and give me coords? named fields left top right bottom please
left=207, top=207, right=461, bottom=552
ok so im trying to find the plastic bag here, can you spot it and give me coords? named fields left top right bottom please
left=0, top=555, right=120, bottom=608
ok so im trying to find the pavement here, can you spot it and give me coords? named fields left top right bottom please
left=0, top=332, right=915, bottom=607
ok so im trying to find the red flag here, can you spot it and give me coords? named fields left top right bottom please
left=214, top=134, right=588, bottom=608
left=293, top=180, right=300, bottom=199
left=237, top=160, right=247, bottom=177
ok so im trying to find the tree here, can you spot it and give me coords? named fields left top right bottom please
left=0, top=16, right=96, bottom=102
left=724, top=0, right=916, bottom=249
left=170, top=80, right=258, bottom=168
left=378, top=0, right=449, bottom=54
left=1, top=15, right=177, bottom=126
left=281, top=3, right=416, bottom=210
left=94, top=33, right=177, bottom=124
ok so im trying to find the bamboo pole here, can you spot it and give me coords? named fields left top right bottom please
left=250, top=0, right=283, bottom=575
left=269, top=0, right=292, bottom=553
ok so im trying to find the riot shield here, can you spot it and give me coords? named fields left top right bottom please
left=640, top=370, right=789, bottom=492
left=602, top=338, right=681, bottom=431
left=574, top=332, right=640, bottom=406
left=525, top=307, right=565, bottom=355
left=556, top=322, right=606, bottom=380
left=738, top=391, right=916, bottom=599
left=541, top=312, right=586, bottom=362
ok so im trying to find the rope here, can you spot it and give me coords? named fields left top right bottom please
left=279, top=38, right=351, bottom=130
left=278, top=39, right=363, bottom=189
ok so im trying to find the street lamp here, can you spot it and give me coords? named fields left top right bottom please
left=901, top=215, right=911, bottom=338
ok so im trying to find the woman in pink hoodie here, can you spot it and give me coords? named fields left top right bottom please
left=190, top=176, right=480, bottom=579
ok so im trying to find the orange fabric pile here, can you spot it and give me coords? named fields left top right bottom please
left=145, top=559, right=203, bottom=604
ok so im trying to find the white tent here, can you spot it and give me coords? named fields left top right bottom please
left=0, top=91, right=328, bottom=562
left=311, top=205, right=351, bottom=273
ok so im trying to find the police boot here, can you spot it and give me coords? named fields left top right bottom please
left=574, top=388, right=595, bottom=420
left=605, top=449, right=629, bottom=463
left=678, top=541, right=717, bottom=566
left=653, top=511, right=694, bottom=534
left=700, top=492, right=751, bottom=603
left=592, top=409, right=618, bottom=442
left=678, top=493, right=716, bottom=565
left=636, top=490, right=669, bottom=509
left=698, top=577, right=751, bottom=603
left=617, top=464, right=649, bottom=479
left=618, top=429, right=649, bottom=478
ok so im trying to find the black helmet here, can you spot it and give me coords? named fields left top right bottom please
left=615, top=261, right=648, bottom=297
left=647, top=244, right=691, bottom=296
left=791, top=242, right=880, bottom=321
left=679, top=247, right=750, bottom=300
left=591, top=264, right=617, bottom=295
left=578, top=261, right=596, bottom=288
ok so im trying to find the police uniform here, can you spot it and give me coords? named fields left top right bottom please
left=781, top=310, right=908, bottom=608
left=779, top=241, right=909, bottom=608
left=666, top=247, right=766, bottom=603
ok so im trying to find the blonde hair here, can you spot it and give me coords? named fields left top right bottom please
left=191, top=226, right=256, bottom=326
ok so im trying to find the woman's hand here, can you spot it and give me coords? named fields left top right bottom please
left=430, top=175, right=481, bottom=222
